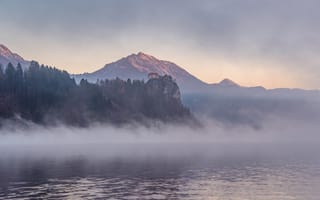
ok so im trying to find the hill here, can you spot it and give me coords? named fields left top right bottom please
left=0, top=62, right=192, bottom=127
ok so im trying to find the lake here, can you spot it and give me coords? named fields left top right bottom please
left=0, top=143, right=319, bottom=200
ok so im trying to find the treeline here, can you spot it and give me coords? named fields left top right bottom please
left=0, top=61, right=191, bottom=127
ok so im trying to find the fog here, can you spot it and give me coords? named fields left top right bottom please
left=1, top=115, right=320, bottom=161
left=183, top=89, right=320, bottom=129
left=1, top=112, right=319, bottom=200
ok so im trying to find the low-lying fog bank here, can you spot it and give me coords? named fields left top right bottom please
left=1, top=117, right=320, bottom=161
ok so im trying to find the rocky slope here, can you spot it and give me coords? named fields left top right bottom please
left=73, top=52, right=273, bottom=95
left=73, top=52, right=208, bottom=93
left=0, top=44, right=29, bottom=69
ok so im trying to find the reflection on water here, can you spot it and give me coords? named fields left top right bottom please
left=1, top=153, right=320, bottom=200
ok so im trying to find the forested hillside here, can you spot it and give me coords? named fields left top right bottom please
left=0, top=61, right=191, bottom=127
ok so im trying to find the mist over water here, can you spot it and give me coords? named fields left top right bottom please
left=0, top=116, right=319, bottom=160
left=1, top=118, right=320, bottom=199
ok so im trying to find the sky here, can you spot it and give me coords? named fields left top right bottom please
left=0, top=0, right=319, bottom=89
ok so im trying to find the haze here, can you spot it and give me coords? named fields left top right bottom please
left=1, top=115, right=319, bottom=161
left=1, top=0, right=320, bottom=89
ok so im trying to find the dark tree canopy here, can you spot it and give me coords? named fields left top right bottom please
left=0, top=62, right=191, bottom=127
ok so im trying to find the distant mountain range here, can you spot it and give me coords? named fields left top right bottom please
left=1, top=43, right=320, bottom=128
left=73, top=52, right=209, bottom=93
left=73, top=52, right=268, bottom=94
left=0, top=43, right=319, bottom=97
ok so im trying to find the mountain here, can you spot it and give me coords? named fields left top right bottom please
left=1, top=44, right=319, bottom=128
left=214, top=78, right=240, bottom=87
left=73, top=52, right=209, bottom=93
left=73, top=52, right=271, bottom=94
left=0, top=44, right=29, bottom=69
left=70, top=52, right=318, bottom=129
left=1, top=44, right=317, bottom=98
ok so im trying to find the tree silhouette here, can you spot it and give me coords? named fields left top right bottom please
left=0, top=62, right=191, bottom=127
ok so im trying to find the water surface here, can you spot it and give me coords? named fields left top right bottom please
left=0, top=144, right=319, bottom=200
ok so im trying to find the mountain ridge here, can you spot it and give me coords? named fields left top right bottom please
left=0, top=44, right=29, bottom=68
left=74, top=52, right=217, bottom=93
left=0, top=44, right=318, bottom=95
left=0, top=44, right=259, bottom=93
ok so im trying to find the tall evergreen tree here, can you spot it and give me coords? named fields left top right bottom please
left=4, top=63, right=16, bottom=93
left=5, top=63, right=15, bottom=80
left=0, top=64, right=4, bottom=79
left=16, top=63, right=23, bottom=79
left=0, top=64, right=4, bottom=92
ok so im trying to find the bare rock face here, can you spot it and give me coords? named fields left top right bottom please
left=146, top=75, right=181, bottom=102
left=144, top=75, right=190, bottom=119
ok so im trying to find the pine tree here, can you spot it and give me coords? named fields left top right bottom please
left=4, top=63, right=16, bottom=93
left=15, top=63, right=24, bottom=95
left=16, top=63, right=23, bottom=80
left=0, top=64, right=4, bottom=79
left=0, top=64, right=4, bottom=92
left=5, top=63, right=15, bottom=80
